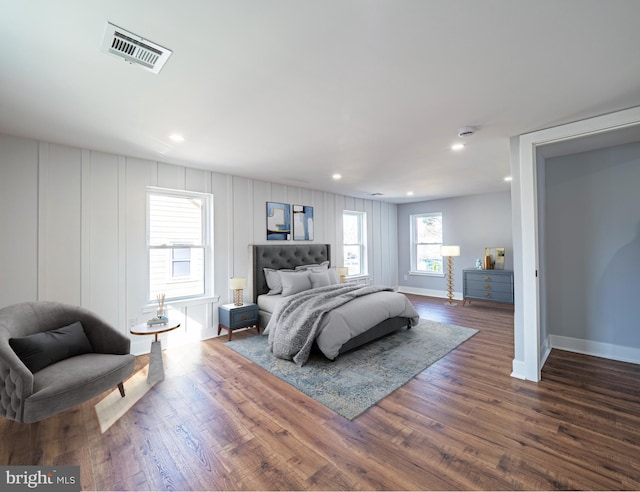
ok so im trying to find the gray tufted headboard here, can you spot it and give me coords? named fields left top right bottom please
left=252, top=244, right=331, bottom=302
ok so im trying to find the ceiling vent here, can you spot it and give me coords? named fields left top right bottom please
left=101, top=22, right=172, bottom=74
left=457, top=126, right=476, bottom=137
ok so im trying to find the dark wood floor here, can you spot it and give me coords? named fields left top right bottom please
left=2, top=295, right=640, bottom=490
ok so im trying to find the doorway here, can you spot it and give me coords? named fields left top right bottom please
left=511, top=106, right=640, bottom=381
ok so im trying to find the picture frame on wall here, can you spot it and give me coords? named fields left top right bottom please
left=293, top=205, right=314, bottom=241
left=266, top=202, right=291, bottom=240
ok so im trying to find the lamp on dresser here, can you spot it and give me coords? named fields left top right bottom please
left=441, top=245, right=460, bottom=306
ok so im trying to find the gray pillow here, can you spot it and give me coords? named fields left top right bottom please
left=264, top=268, right=293, bottom=295
left=309, top=270, right=332, bottom=288
left=9, top=321, right=94, bottom=373
left=280, top=270, right=312, bottom=297
left=313, top=266, right=339, bottom=285
left=294, top=261, right=329, bottom=271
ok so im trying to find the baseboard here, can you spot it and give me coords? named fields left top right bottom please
left=540, top=335, right=552, bottom=367
left=396, top=286, right=462, bottom=300
left=550, top=335, right=640, bottom=365
left=511, top=359, right=527, bottom=380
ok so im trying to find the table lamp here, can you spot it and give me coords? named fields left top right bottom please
left=336, top=267, right=349, bottom=283
left=230, top=277, right=247, bottom=306
left=440, top=245, right=460, bottom=306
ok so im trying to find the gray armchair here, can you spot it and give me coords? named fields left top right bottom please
left=0, top=301, right=135, bottom=423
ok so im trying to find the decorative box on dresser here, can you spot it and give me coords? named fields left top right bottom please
left=463, top=269, right=514, bottom=307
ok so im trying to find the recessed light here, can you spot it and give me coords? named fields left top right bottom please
left=504, top=176, right=513, bottom=182
left=407, top=191, right=414, bottom=196
left=169, top=134, right=185, bottom=142
left=451, top=143, right=465, bottom=151
left=332, top=173, right=342, bottom=180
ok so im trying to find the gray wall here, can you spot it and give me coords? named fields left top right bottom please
left=397, top=191, right=513, bottom=297
left=544, top=141, right=640, bottom=348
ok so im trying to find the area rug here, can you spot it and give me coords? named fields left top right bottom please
left=225, top=318, right=478, bottom=420
left=95, top=367, right=155, bottom=433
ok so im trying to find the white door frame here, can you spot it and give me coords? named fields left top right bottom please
left=514, top=105, right=640, bottom=382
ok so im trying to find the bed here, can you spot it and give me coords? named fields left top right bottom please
left=252, top=244, right=419, bottom=364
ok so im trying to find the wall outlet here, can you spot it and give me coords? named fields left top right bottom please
left=404, top=274, right=408, bottom=281
left=128, top=318, right=137, bottom=328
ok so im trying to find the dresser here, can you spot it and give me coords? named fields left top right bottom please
left=463, top=269, right=514, bottom=307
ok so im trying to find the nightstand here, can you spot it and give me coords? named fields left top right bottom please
left=218, top=303, right=260, bottom=340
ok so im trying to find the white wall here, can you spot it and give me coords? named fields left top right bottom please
left=0, top=137, right=38, bottom=303
left=0, top=133, right=398, bottom=354
left=509, top=136, right=525, bottom=372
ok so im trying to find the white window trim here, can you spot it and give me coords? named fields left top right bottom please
left=343, top=210, right=367, bottom=277
left=410, top=271, right=445, bottom=278
left=409, top=211, right=444, bottom=277
left=146, top=187, right=214, bottom=303
left=142, top=295, right=220, bottom=314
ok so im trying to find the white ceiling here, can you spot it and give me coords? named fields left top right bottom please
left=1, top=0, right=639, bottom=203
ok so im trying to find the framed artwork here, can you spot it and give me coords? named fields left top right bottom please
left=266, top=202, right=291, bottom=240
left=293, top=205, right=314, bottom=241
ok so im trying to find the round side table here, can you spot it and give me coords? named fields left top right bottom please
left=130, top=320, right=180, bottom=383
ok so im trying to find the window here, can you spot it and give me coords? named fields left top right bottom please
left=343, top=210, right=367, bottom=276
left=171, top=248, right=191, bottom=277
left=147, top=188, right=213, bottom=302
left=410, top=212, right=443, bottom=274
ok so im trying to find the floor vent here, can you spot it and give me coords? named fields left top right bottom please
left=101, top=22, right=172, bottom=74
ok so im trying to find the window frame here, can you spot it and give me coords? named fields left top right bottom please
left=146, top=187, right=214, bottom=303
left=342, top=210, right=367, bottom=277
left=410, top=211, right=444, bottom=277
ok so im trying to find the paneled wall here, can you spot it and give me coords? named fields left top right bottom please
left=0, top=134, right=397, bottom=353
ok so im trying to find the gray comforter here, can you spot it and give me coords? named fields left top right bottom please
left=267, top=284, right=399, bottom=365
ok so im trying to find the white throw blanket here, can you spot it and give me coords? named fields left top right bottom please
left=267, top=284, right=393, bottom=365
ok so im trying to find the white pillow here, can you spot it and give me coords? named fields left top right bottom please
left=309, top=270, right=332, bottom=289
left=280, top=270, right=312, bottom=297
left=294, top=261, right=329, bottom=271
left=264, top=268, right=293, bottom=295
left=313, top=266, right=339, bottom=285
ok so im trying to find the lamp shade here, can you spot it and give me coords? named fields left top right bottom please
left=336, top=267, right=349, bottom=277
left=440, top=245, right=460, bottom=257
left=229, top=277, right=247, bottom=289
